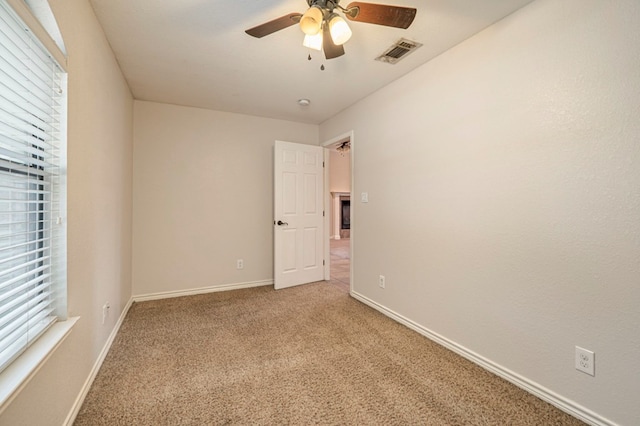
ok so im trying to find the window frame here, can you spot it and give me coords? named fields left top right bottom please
left=0, top=0, right=73, bottom=412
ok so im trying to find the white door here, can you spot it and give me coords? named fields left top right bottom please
left=274, top=141, right=324, bottom=289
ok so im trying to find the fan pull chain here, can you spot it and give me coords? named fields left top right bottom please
left=305, top=52, right=324, bottom=70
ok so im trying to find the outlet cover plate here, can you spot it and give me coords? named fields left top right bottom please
left=575, top=346, right=595, bottom=376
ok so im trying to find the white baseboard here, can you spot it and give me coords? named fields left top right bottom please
left=349, top=290, right=616, bottom=426
left=63, top=297, right=133, bottom=426
left=132, top=279, right=273, bottom=302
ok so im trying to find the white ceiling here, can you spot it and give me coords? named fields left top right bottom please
left=88, top=0, right=535, bottom=124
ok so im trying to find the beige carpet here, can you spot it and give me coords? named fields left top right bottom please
left=75, top=282, right=584, bottom=425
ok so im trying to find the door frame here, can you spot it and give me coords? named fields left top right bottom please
left=322, top=130, right=355, bottom=293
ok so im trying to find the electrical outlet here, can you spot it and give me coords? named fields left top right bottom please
left=102, top=302, right=110, bottom=325
left=379, top=275, right=385, bottom=288
left=575, top=346, right=595, bottom=376
left=236, top=259, right=244, bottom=270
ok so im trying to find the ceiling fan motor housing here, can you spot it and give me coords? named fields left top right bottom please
left=307, top=0, right=337, bottom=9
left=306, top=1, right=360, bottom=24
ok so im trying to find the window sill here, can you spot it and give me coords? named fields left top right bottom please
left=0, top=316, right=79, bottom=414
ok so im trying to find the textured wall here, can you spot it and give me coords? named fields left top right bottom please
left=329, top=150, right=351, bottom=194
left=320, top=0, right=640, bottom=424
left=0, top=0, right=134, bottom=424
left=132, top=101, right=319, bottom=297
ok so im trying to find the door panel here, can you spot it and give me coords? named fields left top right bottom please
left=303, top=227, right=318, bottom=268
left=282, top=229, right=297, bottom=272
left=304, top=173, right=318, bottom=213
left=283, top=172, right=297, bottom=214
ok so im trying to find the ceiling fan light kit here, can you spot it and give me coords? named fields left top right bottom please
left=245, top=1, right=417, bottom=60
left=300, top=6, right=324, bottom=35
left=327, top=14, right=352, bottom=45
left=336, top=140, right=351, bottom=154
left=303, top=32, right=323, bottom=50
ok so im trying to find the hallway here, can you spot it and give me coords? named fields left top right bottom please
left=330, top=238, right=350, bottom=292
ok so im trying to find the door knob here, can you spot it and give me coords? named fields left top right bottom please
left=276, top=220, right=288, bottom=226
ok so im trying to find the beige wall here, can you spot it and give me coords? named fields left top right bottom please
left=132, top=101, right=319, bottom=297
left=0, top=0, right=134, bottom=424
left=329, top=150, right=350, bottom=193
left=320, top=0, right=640, bottom=424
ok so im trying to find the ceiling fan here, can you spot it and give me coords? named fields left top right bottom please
left=245, top=0, right=417, bottom=60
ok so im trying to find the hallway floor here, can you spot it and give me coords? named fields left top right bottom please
left=330, top=238, right=350, bottom=292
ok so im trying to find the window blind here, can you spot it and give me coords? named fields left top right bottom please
left=0, top=0, right=65, bottom=373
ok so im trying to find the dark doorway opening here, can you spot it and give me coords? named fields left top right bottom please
left=341, top=199, right=350, bottom=230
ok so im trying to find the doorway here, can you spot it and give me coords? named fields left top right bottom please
left=323, top=132, right=353, bottom=293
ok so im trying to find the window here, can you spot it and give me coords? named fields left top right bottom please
left=0, top=0, right=66, bottom=374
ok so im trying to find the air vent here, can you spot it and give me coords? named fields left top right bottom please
left=375, top=38, right=422, bottom=64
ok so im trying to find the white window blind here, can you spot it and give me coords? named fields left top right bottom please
left=0, top=0, right=66, bottom=373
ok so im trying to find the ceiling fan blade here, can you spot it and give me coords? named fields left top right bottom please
left=345, top=2, right=416, bottom=29
left=323, top=24, right=345, bottom=60
left=245, top=13, right=302, bottom=38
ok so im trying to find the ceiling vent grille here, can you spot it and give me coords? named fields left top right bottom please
left=375, top=38, right=422, bottom=64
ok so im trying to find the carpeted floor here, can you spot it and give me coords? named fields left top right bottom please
left=74, top=282, right=584, bottom=425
